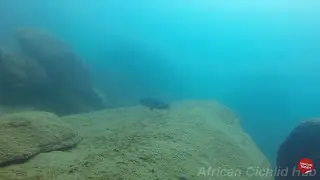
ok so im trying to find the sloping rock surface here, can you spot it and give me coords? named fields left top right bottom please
left=0, top=100, right=272, bottom=180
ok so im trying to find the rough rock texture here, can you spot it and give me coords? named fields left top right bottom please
left=276, top=119, right=320, bottom=180
left=0, top=100, right=272, bottom=180
left=0, top=111, right=81, bottom=166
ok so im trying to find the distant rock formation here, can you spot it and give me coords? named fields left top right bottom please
left=0, top=28, right=106, bottom=115
left=16, top=28, right=92, bottom=96
left=276, top=119, right=320, bottom=180
left=0, top=48, right=48, bottom=105
left=0, top=111, right=81, bottom=166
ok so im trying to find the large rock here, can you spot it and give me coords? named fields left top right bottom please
left=14, top=28, right=106, bottom=115
left=0, top=100, right=272, bottom=180
left=16, top=28, right=92, bottom=93
left=276, top=119, right=320, bottom=180
left=0, top=111, right=81, bottom=166
left=0, top=48, right=48, bottom=105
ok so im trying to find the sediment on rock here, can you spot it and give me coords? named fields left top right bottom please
left=0, top=111, right=81, bottom=166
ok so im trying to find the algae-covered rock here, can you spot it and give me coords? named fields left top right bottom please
left=0, top=100, right=272, bottom=180
left=0, top=111, right=81, bottom=166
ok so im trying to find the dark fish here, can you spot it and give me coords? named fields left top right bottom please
left=139, top=98, right=170, bottom=110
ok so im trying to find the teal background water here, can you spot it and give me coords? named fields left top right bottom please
left=1, top=0, right=320, bottom=165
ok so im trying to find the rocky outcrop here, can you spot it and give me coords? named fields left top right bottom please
left=16, top=28, right=92, bottom=96
left=0, top=48, right=48, bottom=106
left=276, top=119, right=320, bottom=180
left=16, top=28, right=106, bottom=114
left=0, top=111, right=81, bottom=166
left=0, top=100, right=273, bottom=180
left=0, top=28, right=106, bottom=115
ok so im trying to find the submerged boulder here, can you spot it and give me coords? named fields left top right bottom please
left=276, top=119, right=320, bottom=180
left=0, top=111, right=81, bottom=166
left=16, top=28, right=92, bottom=94
left=0, top=28, right=107, bottom=115
left=0, top=48, right=48, bottom=105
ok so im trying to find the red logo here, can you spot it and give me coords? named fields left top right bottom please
left=298, top=158, right=314, bottom=174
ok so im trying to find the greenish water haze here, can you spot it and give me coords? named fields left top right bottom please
left=1, top=0, right=319, bottom=165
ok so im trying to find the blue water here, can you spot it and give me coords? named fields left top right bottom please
left=1, top=0, right=320, bottom=165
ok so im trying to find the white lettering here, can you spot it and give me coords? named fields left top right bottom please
left=197, top=167, right=207, bottom=176
left=246, top=166, right=256, bottom=176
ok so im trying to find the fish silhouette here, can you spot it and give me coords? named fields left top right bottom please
left=139, top=98, right=170, bottom=110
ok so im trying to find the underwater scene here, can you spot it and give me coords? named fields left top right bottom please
left=0, top=0, right=319, bottom=179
